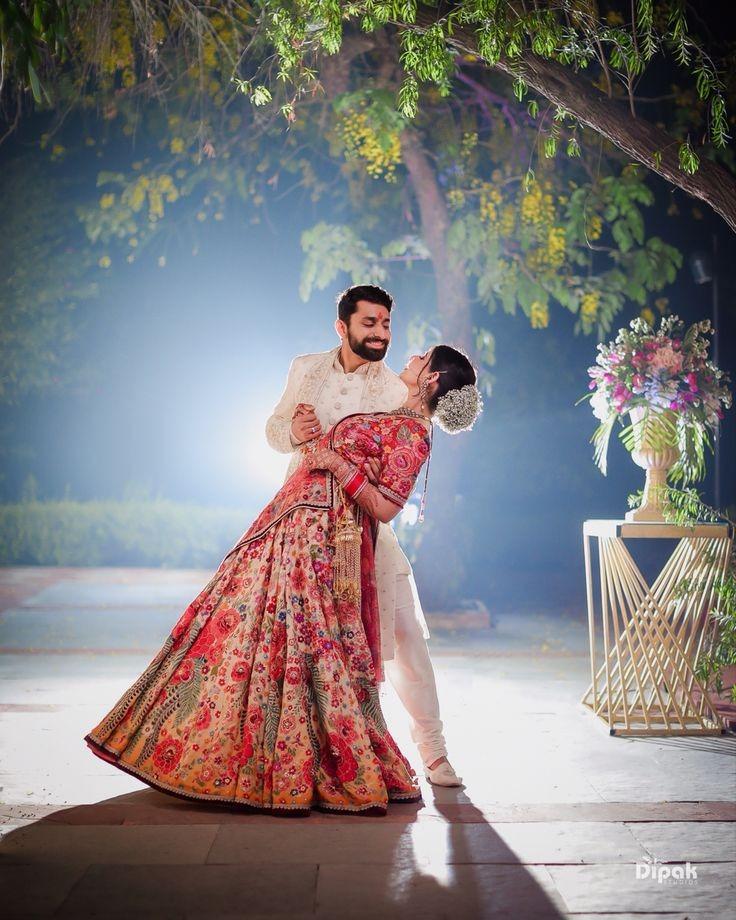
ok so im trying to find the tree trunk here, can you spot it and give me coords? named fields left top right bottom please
left=399, top=124, right=475, bottom=608
left=399, top=125, right=475, bottom=347
left=409, top=10, right=736, bottom=233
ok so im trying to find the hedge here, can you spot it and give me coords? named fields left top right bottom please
left=0, top=499, right=248, bottom=567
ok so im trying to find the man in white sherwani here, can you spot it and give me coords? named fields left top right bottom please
left=265, top=284, right=461, bottom=786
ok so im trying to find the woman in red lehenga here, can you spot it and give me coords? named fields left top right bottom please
left=85, top=346, right=480, bottom=814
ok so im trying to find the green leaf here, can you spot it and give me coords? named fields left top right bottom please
left=27, top=61, right=42, bottom=104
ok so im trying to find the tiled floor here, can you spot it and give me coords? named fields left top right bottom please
left=1, top=567, right=734, bottom=919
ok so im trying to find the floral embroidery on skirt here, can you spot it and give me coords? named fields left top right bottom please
left=85, top=499, right=421, bottom=813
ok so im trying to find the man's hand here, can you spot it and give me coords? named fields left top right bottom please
left=291, top=403, right=323, bottom=445
left=363, top=457, right=381, bottom=485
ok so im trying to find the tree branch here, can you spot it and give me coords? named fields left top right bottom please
left=406, top=10, right=736, bottom=233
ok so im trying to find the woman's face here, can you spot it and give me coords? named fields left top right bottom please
left=399, top=347, right=435, bottom=387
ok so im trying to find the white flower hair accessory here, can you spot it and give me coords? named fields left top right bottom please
left=434, top=383, right=484, bottom=433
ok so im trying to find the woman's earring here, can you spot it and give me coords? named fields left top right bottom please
left=419, top=379, right=430, bottom=409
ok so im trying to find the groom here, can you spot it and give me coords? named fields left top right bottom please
left=265, top=284, right=461, bottom=786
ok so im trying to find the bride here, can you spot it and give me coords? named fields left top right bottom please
left=85, top=344, right=481, bottom=815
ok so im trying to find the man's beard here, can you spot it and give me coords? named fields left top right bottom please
left=348, top=330, right=389, bottom=362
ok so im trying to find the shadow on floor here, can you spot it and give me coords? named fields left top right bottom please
left=1, top=787, right=566, bottom=919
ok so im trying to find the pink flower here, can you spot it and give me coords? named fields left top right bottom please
left=648, top=345, right=683, bottom=375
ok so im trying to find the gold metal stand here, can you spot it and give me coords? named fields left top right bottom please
left=581, top=520, right=733, bottom=736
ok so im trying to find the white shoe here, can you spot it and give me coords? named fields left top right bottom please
left=424, top=759, right=463, bottom=787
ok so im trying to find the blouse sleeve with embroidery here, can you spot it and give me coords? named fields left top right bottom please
left=375, top=417, right=431, bottom=508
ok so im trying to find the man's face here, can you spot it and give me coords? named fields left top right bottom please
left=342, top=300, right=391, bottom=362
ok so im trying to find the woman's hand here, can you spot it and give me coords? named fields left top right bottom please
left=363, top=456, right=382, bottom=485
left=303, top=447, right=340, bottom=473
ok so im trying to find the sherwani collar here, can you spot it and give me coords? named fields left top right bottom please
left=331, top=345, right=383, bottom=379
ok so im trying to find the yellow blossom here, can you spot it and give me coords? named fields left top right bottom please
left=580, top=292, right=599, bottom=320
left=547, top=226, right=566, bottom=268
left=479, top=183, right=503, bottom=225
left=520, top=182, right=555, bottom=227
left=588, top=214, right=603, bottom=240
left=99, top=193, right=116, bottom=210
left=530, top=301, right=549, bottom=329
left=170, top=137, right=185, bottom=154
left=640, top=306, right=655, bottom=325
left=339, top=108, right=401, bottom=182
left=98, top=255, right=111, bottom=269
left=499, top=206, right=515, bottom=237
left=148, top=191, right=164, bottom=220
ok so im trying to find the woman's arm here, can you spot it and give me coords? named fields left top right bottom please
left=303, top=448, right=402, bottom=524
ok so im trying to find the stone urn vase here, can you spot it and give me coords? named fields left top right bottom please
left=624, top=406, right=681, bottom=523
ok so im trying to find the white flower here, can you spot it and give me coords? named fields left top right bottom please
left=590, top=389, right=610, bottom=421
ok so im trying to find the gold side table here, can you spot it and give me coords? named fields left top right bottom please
left=581, top=519, right=733, bottom=736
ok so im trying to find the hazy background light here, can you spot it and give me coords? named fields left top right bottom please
left=1, top=148, right=734, bottom=613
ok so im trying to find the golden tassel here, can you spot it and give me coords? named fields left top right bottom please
left=333, top=484, right=362, bottom=604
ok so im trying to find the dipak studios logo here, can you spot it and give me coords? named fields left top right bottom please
left=635, top=854, right=698, bottom=885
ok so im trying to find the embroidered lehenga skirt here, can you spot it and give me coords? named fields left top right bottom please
left=85, top=413, right=429, bottom=814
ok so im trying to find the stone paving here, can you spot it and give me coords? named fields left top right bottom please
left=1, top=567, right=734, bottom=919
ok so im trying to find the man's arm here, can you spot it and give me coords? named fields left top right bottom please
left=265, top=356, right=307, bottom=454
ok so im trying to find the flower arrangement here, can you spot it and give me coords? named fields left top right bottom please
left=580, top=314, right=732, bottom=484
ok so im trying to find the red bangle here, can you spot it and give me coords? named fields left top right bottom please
left=343, top=469, right=368, bottom=498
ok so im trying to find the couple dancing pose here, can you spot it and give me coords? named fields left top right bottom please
left=84, top=285, right=482, bottom=814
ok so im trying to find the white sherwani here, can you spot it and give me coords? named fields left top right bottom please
left=265, top=344, right=447, bottom=765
